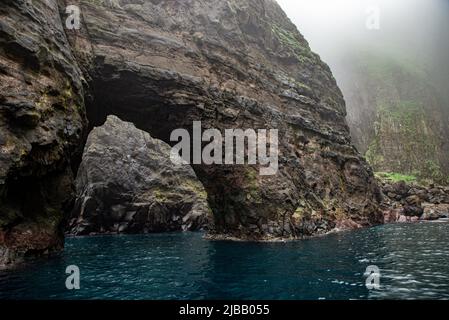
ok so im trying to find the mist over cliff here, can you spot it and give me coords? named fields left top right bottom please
left=277, top=0, right=449, bottom=90
left=278, top=0, right=449, bottom=183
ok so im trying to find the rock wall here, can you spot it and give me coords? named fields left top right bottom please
left=1, top=0, right=384, bottom=264
left=0, top=0, right=87, bottom=265
left=68, top=0, right=383, bottom=240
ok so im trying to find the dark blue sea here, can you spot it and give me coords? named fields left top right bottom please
left=1, top=222, right=449, bottom=300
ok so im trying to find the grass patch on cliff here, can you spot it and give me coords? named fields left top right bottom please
left=271, top=25, right=303, bottom=51
left=375, top=172, right=417, bottom=183
left=271, top=24, right=314, bottom=64
left=377, top=101, right=425, bottom=129
left=348, top=46, right=447, bottom=185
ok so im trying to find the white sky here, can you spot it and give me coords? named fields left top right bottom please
left=274, top=0, right=449, bottom=109
left=275, top=0, right=447, bottom=69
left=275, top=0, right=414, bottom=50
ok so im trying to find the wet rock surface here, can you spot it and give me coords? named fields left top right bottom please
left=68, top=116, right=211, bottom=235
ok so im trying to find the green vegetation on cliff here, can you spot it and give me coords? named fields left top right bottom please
left=375, top=172, right=417, bottom=184
left=366, top=100, right=442, bottom=181
left=271, top=24, right=315, bottom=65
left=342, top=49, right=449, bottom=185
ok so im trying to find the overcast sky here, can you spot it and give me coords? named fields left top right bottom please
left=276, top=0, right=449, bottom=56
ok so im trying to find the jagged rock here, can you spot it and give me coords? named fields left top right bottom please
left=1, top=0, right=385, bottom=266
left=420, top=203, right=449, bottom=221
left=380, top=178, right=449, bottom=222
left=67, top=0, right=383, bottom=239
left=68, top=116, right=212, bottom=235
left=0, top=0, right=86, bottom=266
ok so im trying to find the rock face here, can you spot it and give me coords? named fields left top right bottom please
left=70, top=0, right=383, bottom=239
left=1, top=0, right=384, bottom=264
left=0, top=0, right=87, bottom=265
left=68, top=116, right=211, bottom=235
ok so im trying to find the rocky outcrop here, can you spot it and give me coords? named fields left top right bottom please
left=380, top=179, right=449, bottom=223
left=1, top=0, right=384, bottom=265
left=0, top=0, right=87, bottom=265
left=68, top=0, right=383, bottom=240
left=68, top=116, right=211, bottom=235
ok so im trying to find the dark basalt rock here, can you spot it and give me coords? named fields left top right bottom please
left=67, top=116, right=212, bottom=235
left=0, top=0, right=87, bottom=266
left=1, top=0, right=384, bottom=265
left=68, top=0, right=383, bottom=240
left=421, top=203, right=449, bottom=221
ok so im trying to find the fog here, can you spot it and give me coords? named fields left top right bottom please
left=276, top=0, right=449, bottom=102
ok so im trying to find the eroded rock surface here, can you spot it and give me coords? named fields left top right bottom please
left=0, top=0, right=87, bottom=265
left=69, top=0, right=383, bottom=239
left=1, top=0, right=385, bottom=265
left=68, top=116, right=211, bottom=235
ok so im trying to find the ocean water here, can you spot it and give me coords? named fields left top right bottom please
left=1, top=222, right=449, bottom=300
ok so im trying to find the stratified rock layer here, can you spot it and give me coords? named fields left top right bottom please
left=68, top=0, right=383, bottom=239
left=0, top=0, right=87, bottom=265
left=68, top=116, right=211, bottom=235
left=1, top=0, right=384, bottom=265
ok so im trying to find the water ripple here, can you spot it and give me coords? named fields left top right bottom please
left=1, top=223, right=449, bottom=299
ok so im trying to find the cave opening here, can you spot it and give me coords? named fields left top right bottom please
left=76, top=61, right=274, bottom=236
left=80, top=72, right=231, bottom=232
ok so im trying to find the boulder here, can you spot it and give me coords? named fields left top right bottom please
left=381, top=179, right=449, bottom=223
left=405, top=195, right=422, bottom=206
left=403, top=205, right=424, bottom=217
left=393, top=181, right=410, bottom=197
left=383, top=208, right=402, bottom=223
left=67, top=116, right=212, bottom=235
left=420, top=203, right=449, bottom=221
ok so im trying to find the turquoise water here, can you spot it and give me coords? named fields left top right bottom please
left=1, top=222, right=449, bottom=300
